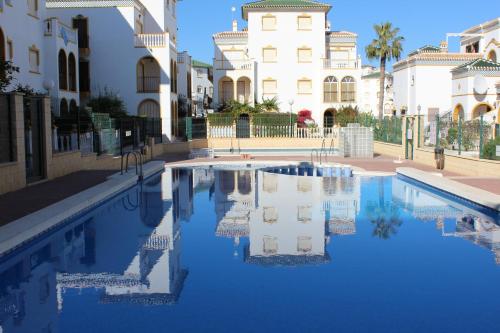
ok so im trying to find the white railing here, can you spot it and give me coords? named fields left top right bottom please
left=134, top=33, right=168, bottom=48
left=209, top=126, right=234, bottom=138
left=207, top=125, right=339, bottom=139
left=323, top=59, right=358, bottom=69
left=214, top=59, right=253, bottom=71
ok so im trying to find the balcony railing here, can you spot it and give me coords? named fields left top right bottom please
left=135, top=33, right=168, bottom=48
left=137, top=76, right=160, bottom=93
left=323, top=59, right=359, bottom=69
left=214, top=59, right=253, bottom=71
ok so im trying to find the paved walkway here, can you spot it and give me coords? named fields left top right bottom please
left=0, top=153, right=498, bottom=226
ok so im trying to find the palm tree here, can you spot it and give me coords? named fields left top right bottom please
left=367, top=201, right=403, bottom=240
left=366, top=22, right=404, bottom=120
left=260, top=96, right=279, bottom=113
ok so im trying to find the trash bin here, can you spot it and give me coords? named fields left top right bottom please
left=434, top=147, right=445, bottom=170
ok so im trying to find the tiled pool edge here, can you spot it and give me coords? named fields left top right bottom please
left=397, top=167, right=500, bottom=213
left=0, top=161, right=166, bottom=258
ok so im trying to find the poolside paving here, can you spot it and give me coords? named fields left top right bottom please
left=0, top=153, right=498, bottom=226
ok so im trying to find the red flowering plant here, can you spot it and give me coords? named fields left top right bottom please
left=297, top=109, right=316, bottom=128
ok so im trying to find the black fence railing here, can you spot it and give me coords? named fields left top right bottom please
left=0, top=94, right=15, bottom=163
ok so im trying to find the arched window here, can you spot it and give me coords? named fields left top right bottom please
left=68, top=53, right=77, bottom=91
left=0, top=28, right=5, bottom=81
left=58, top=50, right=68, bottom=90
left=69, top=99, right=78, bottom=115
left=174, top=61, right=178, bottom=93
left=341, top=76, right=356, bottom=102
left=323, top=76, right=338, bottom=103
left=219, top=77, right=234, bottom=104
left=170, top=60, right=174, bottom=93
left=138, top=99, right=160, bottom=118
left=60, top=98, right=69, bottom=116
left=137, top=57, right=160, bottom=93
left=219, top=171, right=235, bottom=195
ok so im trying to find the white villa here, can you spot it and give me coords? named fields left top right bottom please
left=191, top=59, right=214, bottom=117
left=46, top=0, right=180, bottom=138
left=393, top=18, right=500, bottom=124
left=212, top=0, right=362, bottom=127
left=360, top=65, right=394, bottom=116
left=0, top=0, right=80, bottom=114
left=177, top=50, right=193, bottom=117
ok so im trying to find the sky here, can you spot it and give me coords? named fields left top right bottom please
left=176, top=0, right=500, bottom=68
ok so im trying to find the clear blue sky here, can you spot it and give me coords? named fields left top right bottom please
left=177, top=0, right=499, bottom=68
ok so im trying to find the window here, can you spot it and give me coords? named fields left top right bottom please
left=297, top=47, right=312, bottom=63
left=341, top=76, right=356, bottom=102
left=197, top=85, right=203, bottom=94
left=297, top=15, right=312, bottom=30
left=262, top=15, right=276, bottom=30
left=262, top=47, right=277, bottom=62
left=263, top=236, right=278, bottom=255
left=263, top=207, right=278, bottom=224
left=262, top=79, right=277, bottom=98
left=29, top=46, right=40, bottom=73
left=297, top=236, right=312, bottom=253
left=297, top=205, right=312, bottom=223
left=323, top=76, right=338, bottom=102
left=297, top=79, right=312, bottom=94
left=7, top=39, right=13, bottom=60
left=58, top=49, right=67, bottom=89
left=27, top=0, right=38, bottom=17
left=68, top=53, right=77, bottom=91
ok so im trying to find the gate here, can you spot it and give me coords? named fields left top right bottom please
left=24, top=97, right=45, bottom=183
left=236, top=114, right=250, bottom=138
left=405, top=117, right=414, bottom=160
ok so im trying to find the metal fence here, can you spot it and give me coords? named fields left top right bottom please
left=52, top=111, right=162, bottom=156
left=0, top=94, right=15, bottom=163
left=356, top=116, right=402, bottom=144
left=424, top=114, right=495, bottom=159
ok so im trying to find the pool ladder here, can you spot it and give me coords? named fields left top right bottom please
left=311, top=138, right=335, bottom=165
left=121, top=150, right=144, bottom=181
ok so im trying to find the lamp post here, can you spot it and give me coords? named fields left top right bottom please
left=288, top=99, right=294, bottom=137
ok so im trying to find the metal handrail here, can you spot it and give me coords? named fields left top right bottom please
left=121, top=150, right=144, bottom=181
left=310, top=149, right=320, bottom=165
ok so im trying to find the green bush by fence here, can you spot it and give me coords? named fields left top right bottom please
left=252, top=113, right=297, bottom=126
left=207, top=114, right=234, bottom=126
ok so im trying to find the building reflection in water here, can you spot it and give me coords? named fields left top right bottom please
left=0, top=169, right=193, bottom=332
left=392, top=177, right=500, bottom=264
left=211, top=168, right=361, bottom=266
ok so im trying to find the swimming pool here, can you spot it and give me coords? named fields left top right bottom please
left=0, top=166, right=499, bottom=332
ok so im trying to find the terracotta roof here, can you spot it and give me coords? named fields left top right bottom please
left=452, top=58, right=500, bottom=73
left=393, top=52, right=482, bottom=69
left=408, top=45, right=441, bottom=57
left=327, top=31, right=358, bottom=37
left=213, top=31, right=248, bottom=40
left=242, top=0, right=331, bottom=19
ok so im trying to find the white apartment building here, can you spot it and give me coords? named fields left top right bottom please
left=360, top=65, right=394, bottom=116
left=393, top=18, right=500, bottom=124
left=192, top=59, right=213, bottom=117
left=46, top=0, right=180, bottom=138
left=0, top=0, right=80, bottom=114
left=452, top=18, right=500, bottom=122
left=212, top=0, right=362, bottom=127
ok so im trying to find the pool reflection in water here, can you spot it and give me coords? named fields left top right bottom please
left=0, top=167, right=499, bottom=333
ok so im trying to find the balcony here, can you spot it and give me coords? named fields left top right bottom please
left=135, top=33, right=168, bottom=48
left=214, top=59, right=254, bottom=71
left=323, top=59, right=359, bottom=69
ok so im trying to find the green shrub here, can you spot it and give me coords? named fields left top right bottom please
left=87, top=88, right=127, bottom=118
left=208, top=113, right=234, bottom=126
left=482, top=136, right=500, bottom=160
left=252, top=113, right=297, bottom=126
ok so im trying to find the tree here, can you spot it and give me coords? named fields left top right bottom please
left=366, top=22, right=404, bottom=120
left=0, top=60, right=19, bottom=92
left=87, top=88, right=127, bottom=117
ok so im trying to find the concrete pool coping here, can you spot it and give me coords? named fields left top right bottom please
left=0, top=161, right=166, bottom=258
left=397, top=167, right=500, bottom=212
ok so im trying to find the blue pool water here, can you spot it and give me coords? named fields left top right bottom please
left=1, top=167, right=499, bottom=333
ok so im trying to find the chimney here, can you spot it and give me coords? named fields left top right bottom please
left=440, top=41, right=448, bottom=53
left=232, top=19, right=238, bottom=32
